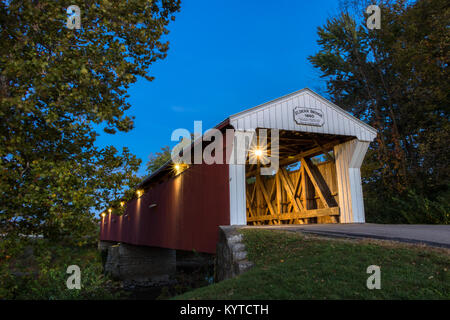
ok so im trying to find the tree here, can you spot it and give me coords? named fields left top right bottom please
left=0, top=0, right=181, bottom=242
left=309, top=0, right=449, bottom=223
left=146, top=146, right=172, bottom=174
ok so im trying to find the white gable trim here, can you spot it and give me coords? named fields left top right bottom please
left=229, top=88, right=377, bottom=142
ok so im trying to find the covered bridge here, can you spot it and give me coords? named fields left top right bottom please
left=100, top=88, right=377, bottom=254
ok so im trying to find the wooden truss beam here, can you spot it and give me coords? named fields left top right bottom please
left=255, top=174, right=277, bottom=217
left=301, top=157, right=338, bottom=208
left=246, top=151, right=340, bottom=225
left=246, top=140, right=341, bottom=177
left=279, top=167, right=304, bottom=211
left=247, top=207, right=339, bottom=222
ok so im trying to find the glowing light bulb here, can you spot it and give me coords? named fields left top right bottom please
left=254, top=148, right=263, bottom=158
left=101, top=212, right=106, bottom=218
left=108, top=208, right=112, bottom=214
left=175, top=164, right=181, bottom=171
left=120, top=201, right=125, bottom=207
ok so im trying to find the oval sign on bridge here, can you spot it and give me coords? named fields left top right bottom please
left=293, top=106, right=324, bottom=127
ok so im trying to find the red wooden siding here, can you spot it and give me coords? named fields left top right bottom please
left=99, top=161, right=230, bottom=254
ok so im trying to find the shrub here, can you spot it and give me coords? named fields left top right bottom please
left=365, top=186, right=450, bottom=224
left=0, top=238, right=121, bottom=299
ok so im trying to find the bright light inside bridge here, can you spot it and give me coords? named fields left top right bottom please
left=249, top=144, right=269, bottom=165
left=253, top=148, right=263, bottom=158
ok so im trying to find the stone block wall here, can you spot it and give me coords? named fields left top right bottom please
left=100, top=241, right=176, bottom=286
left=215, top=226, right=253, bottom=282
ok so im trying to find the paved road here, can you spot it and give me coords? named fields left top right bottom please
left=249, top=224, right=450, bottom=248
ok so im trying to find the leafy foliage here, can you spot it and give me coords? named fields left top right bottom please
left=0, top=1, right=180, bottom=241
left=146, top=145, right=171, bottom=174
left=0, top=238, right=123, bottom=299
left=309, top=0, right=449, bottom=223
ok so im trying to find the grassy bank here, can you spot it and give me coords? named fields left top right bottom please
left=175, top=229, right=450, bottom=299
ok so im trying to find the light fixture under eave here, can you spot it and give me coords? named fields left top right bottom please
left=173, top=162, right=188, bottom=175
left=120, top=201, right=125, bottom=207
left=136, top=189, right=144, bottom=197
left=100, top=212, right=106, bottom=218
left=108, top=208, right=112, bottom=214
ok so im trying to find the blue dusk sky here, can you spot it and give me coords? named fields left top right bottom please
left=95, top=0, right=342, bottom=177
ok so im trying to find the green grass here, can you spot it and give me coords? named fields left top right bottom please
left=175, top=229, right=450, bottom=299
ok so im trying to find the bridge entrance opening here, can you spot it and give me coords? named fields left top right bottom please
left=245, top=129, right=353, bottom=225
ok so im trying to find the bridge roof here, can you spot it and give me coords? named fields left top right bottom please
left=138, top=88, right=377, bottom=188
